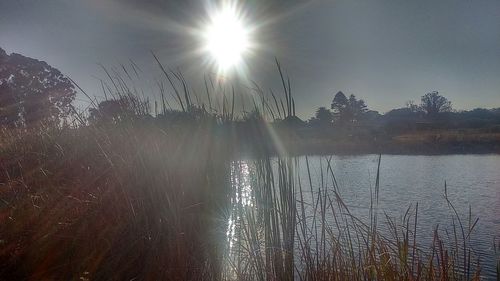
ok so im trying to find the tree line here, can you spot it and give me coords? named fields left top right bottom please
left=308, top=90, right=459, bottom=127
left=1, top=47, right=499, bottom=133
left=310, top=90, right=500, bottom=133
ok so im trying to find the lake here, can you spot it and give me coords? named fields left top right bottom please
left=229, top=154, right=500, bottom=279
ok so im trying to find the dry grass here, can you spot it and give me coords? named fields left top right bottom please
left=0, top=60, right=496, bottom=280
left=394, top=129, right=500, bottom=144
left=0, top=122, right=492, bottom=280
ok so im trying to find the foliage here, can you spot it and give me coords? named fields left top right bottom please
left=347, top=93, right=368, bottom=120
left=88, top=95, right=150, bottom=124
left=0, top=54, right=497, bottom=280
left=331, top=91, right=349, bottom=120
left=0, top=124, right=491, bottom=279
left=0, top=47, right=76, bottom=127
left=420, top=91, right=452, bottom=116
left=330, top=91, right=368, bottom=125
left=405, top=100, right=420, bottom=112
left=308, top=106, right=332, bottom=127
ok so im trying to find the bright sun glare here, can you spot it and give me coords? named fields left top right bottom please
left=204, top=5, right=251, bottom=71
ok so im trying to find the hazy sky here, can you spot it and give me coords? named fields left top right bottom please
left=1, top=0, right=500, bottom=117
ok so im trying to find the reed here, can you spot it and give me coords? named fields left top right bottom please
left=228, top=157, right=485, bottom=280
left=0, top=58, right=495, bottom=280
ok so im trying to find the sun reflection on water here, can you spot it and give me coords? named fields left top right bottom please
left=227, top=161, right=253, bottom=249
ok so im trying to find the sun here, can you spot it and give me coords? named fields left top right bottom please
left=203, top=5, right=251, bottom=71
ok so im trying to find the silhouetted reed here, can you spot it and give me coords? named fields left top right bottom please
left=0, top=58, right=495, bottom=280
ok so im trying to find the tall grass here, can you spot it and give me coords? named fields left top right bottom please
left=0, top=121, right=234, bottom=279
left=0, top=58, right=495, bottom=280
left=227, top=157, right=486, bottom=280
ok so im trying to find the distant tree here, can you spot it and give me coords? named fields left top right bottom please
left=89, top=99, right=132, bottom=124
left=309, top=107, right=333, bottom=127
left=361, top=110, right=381, bottom=121
left=0, top=47, right=76, bottom=127
left=89, top=96, right=149, bottom=124
left=331, top=91, right=348, bottom=120
left=464, top=108, right=496, bottom=119
left=331, top=91, right=368, bottom=125
left=420, top=91, right=452, bottom=116
left=385, top=107, right=421, bottom=118
left=405, top=100, right=420, bottom=112
left=347, top=94, right=368, bottom=121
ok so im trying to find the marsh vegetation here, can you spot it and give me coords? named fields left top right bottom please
left=1, top=50, right=499, bottom=280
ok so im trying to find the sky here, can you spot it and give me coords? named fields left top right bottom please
left=1, top=0, right=500, bottom=118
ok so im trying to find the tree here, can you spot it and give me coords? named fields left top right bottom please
left=347, top=94, right=368, bottom=122
left=89, top=99, right=134, bottom=124
left=0, top=47, right=76, bottom=127
left=361, top=110, right=381, bottom=122
left=420, top=91, right=452, bottom=116
left=331, top=91, right=368, bottom=124
left=405, top=100, right=419, bottom=112
left=309, top=107, right=332, bottom=127
left=89, top=95, right=150, bottom=124
left=331, top=91, right=348, bottom=118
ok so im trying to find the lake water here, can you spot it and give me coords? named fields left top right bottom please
left=230, top=154, right=500, bottom=279
left=304, top=154, right=500, bottom=279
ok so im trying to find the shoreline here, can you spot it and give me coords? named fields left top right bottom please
left=234, top=139, right=500, bottom=158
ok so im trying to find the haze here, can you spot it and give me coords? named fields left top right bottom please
left=1, top=0, right=499, bottom=118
